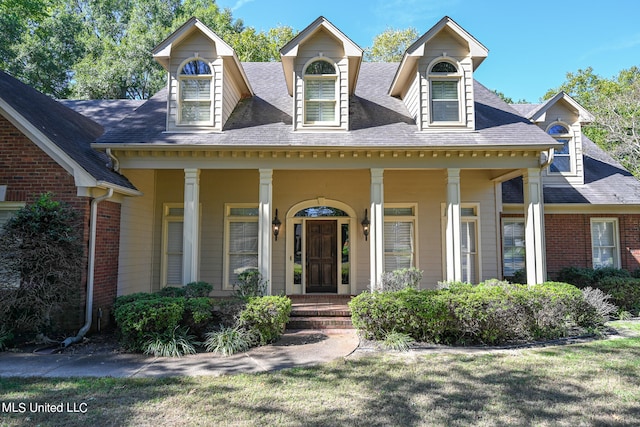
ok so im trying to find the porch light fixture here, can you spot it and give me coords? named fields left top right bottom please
left=272, top=209, right=282, bottom=241
left=361, top=209, right=370, bottom=241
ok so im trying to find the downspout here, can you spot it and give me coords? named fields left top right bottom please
left=541, top=147, right=554, bottom=169
left=62, top=187, right=114, bottom=347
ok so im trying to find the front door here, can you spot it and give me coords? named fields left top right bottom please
left=306, top=220, right=337, bottom=293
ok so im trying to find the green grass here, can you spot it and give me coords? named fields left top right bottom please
left=1, top=326, right=640, bottom=426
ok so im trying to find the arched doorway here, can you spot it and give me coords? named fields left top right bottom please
left=285, top=199, right=357, bottom=295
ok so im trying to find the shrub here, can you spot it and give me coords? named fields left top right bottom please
left=350, top=281, right=599, bottom=346
left=557, top=267, right=596, bottom=287
left=184, top=281, right=213, bottom=297
left=143, top=326, right=198, bottom=358
left=377, top=268, right=424, bottom=292
left=381, top=331, right=415, bottom=352
left=581, top=287, right=617, bottom=324
left=156, top=286, right=186, bottom=298
left=204, top=325, right=256, bottom=356
left=595, top=276, right=640, bottom=315
left=0, top=193, right=82, bottom=338
left=233, top=269, right=267, bottom=301
left=239, top=296, right=292, bottom=345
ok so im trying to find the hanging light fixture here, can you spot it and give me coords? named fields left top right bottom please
left=272, top=209, right=282, bottom=241
left=361, top=209, right=370, bottom=241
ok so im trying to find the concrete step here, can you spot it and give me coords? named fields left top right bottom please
left=287, top=316, right=353, bottom=330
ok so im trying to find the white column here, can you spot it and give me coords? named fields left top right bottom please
left=370, top=169, right=384, bottom=290
left=258, top=169, right=273, bottom=294
left=523, top=168, right=546, bottom=284
left=183, top=168, right=200, bottom=285
left=445, top=168, right=462, bottom=282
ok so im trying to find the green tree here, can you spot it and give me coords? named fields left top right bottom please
left=0, top=0, right=52, bottom=68
left=365, top=27, right=419, bottom=62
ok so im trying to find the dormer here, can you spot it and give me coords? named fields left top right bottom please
left=526, top=92, right=594, bottom=186
left=388, top=16, right=488, bottom=131
left=280, top=17, right=363, bottom=131
left=152, top=17, right=253, bottom=132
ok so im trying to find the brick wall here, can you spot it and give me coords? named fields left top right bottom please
left=0, top=114, right=121, bottom=332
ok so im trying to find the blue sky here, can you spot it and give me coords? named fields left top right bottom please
left=215, top=0, right=640, bottom=103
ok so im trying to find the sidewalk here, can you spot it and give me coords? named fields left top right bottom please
left=0, top=330, right=359, bottom=378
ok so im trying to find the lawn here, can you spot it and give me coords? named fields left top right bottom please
left=1, top=322, right=639, bottom=426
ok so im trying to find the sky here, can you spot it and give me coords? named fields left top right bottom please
left=215, top=0, right=640, bottom=103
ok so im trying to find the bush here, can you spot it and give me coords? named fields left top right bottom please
left=184, top=281, right=213, bottom=297
left=143, top=326, right=198, bottom=358
left=239, top=296, right=292, bottom=345
left=233, top=269, right=267, bottom=301
left=350, top=281, right=600, bottom=346
left=557, top=267, right=596, bottom=287
left=0, top=193, right=83, bottom=339
left=204, top=325, right=256, bottom=356
left=377, top=268, right=423, bottom=292
left=595, top=277, right=640, bottom=315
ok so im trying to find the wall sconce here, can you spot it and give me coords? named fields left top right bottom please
left=272, top=209, right=282, bottom=241
left=361, top=209, right=370, bottom=241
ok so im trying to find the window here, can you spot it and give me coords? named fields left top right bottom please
left=304, top=60, right=337, bottom=125
left=162, top=204, right=184, bottom=287
left=503, top=219, right=525, bottom=279
left=547, top=123, right=572, bottom=173
left=591, top=219, right=620, bottom=268
left=429, top=61, right=461, bottom=123
left=178, top=59, right=213, bottom=125
left=384, top=205, right=417, bottom=272
left=460, top=206, right=479, bottom=283
left=224, top=205, right=259, bottom=289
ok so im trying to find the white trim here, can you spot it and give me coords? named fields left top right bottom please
left=301, top=57, right=340, bottom=127
left=176, top=57, right=214, bottom=127
left=590, top=217, right=621, bottom=269
left=285, top=198, right=357, bottom=295
left=544, top=121, right=576, bottom=176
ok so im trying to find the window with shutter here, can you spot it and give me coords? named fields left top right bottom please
left=178, top=59, right=213, bottom=126
left=383, top=205, right=417, bottom=272
left=303, top=60, right=338, bottom=125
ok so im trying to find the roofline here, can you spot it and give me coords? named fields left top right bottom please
left=93, top=143, right=561, bottom=151
left=528, top=91, right=594, bottom=124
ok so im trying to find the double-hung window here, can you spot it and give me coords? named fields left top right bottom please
left=179, top=59, right=213, bottom=125
left=547, top=123, right=572, bottom=173
left=383, top=205, right=417, bottom=272
left=304, top=60, right=337, bottom=125
left=591, top=218, right=620, bottom=268
left=224, top=205, right=259, bottom=289
left=429, top=61, right=461, bottom=123
left=162, top=204, right=184, bottom=287
left=502, top=219, right=525, bottom=279
left=460, top=206, right=479, bottom=283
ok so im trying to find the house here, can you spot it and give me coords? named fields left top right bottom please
left=1, top=16, right=639, bottom=330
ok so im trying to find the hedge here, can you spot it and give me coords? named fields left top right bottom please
left=350, top=281, right=600, bottom=345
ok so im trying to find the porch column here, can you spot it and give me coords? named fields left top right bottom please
left=445, top=168, right=462, bottom=282
left=523, top=168, right=546, bottom=284
left=258, top=169, right=273, bottom=294
left=183, top=168, right=200, bottom=285
left=370, top=168, right=384, bottom=290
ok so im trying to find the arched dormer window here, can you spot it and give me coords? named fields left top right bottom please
left=428, top=60, right=461, bottom=123
left=547, top=123, right=572, bottom=173
left=304, top=59, right=338, bottom=125
left=178, top=58, right=213, bottom=125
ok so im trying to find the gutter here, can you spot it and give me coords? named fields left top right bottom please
left=62, top=188, right=114, bottom=347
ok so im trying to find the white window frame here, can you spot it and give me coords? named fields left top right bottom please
left=161, top=203, right=185, bottom=288
left=177, top=58, right=214, bottom=126
left=502, top=218, right=526, bottom=279
left=546, top=121, right=575, bottom=175
left=460, top=205, right=480, bottom=284
left=0, top=202, right=25, bottom=288
left=223, top=203, right=259, bottom=290
left=383, top=203, right=419, bottom=272
left=302, top=58, right=339, bottom=126
left=590, top=218, right=620, bottom=269
left=428, top=58, right=463, bottom=126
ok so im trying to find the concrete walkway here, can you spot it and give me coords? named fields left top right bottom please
left=0, top=330, right=359, bottom=378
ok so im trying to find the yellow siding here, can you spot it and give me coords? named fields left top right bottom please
left=117, top=169, right=156, bottom=295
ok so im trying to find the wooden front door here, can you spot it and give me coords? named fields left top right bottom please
left=306, top=220, right=337, bottom=293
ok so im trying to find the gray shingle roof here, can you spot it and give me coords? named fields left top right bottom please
left=97, top=62, right=557, bottom=149
left=0, top=71, right=137, bottom=191
left=502, top=135, right=640, bottom=205
left=60, top=99, right=144, bottom=131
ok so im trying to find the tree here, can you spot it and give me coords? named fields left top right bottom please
left=365, top=27, right=419, bottom=62
left=0, top=0, right=52, bottom=69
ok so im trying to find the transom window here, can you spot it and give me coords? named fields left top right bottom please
left=547, top=123, right=572, bottom=173
left=304, top=59, right=338, bottom=125
left=179, top=59, right=213, bottom=125
left=429, top=61, right=461, bottom=123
